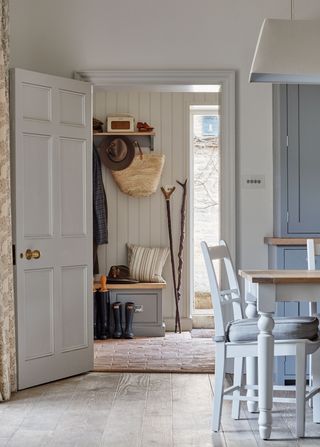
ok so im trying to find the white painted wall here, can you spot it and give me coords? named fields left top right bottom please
left=9, top=0, right=320, bottom=301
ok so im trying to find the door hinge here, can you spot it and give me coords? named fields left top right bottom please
left=286, top=135, right=289, bottom=148
left=12, top=244, right=16, bottom=266
left=286, top=211, right=289, bottom=223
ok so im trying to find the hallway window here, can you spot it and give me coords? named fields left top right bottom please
left=190, top=105, right=220, bottom=319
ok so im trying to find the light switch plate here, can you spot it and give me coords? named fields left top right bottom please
left=241, top=175, right=265, bottom=189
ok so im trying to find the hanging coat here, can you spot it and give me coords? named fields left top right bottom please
left=93, top=143, right=108, bottom=245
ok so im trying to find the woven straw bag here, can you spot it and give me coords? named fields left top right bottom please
left=111, top=142, right=165, bottom=197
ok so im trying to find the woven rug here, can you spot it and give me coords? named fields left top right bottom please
left=94, top=330, right=215, bottom=373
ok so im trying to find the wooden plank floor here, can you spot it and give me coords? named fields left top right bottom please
left=0, top=373, right=319, bottom=446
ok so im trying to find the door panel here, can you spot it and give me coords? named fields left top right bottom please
left=61, top=266, right=88, bottom=352
left=22, top=83, right=52, bottom=122
left=24, top=268, right=54, bottom=360
left=59, top=138, right=87, bottom=236
left=59, top=89, right=86, bottom=126
left=23, top=133, right=53, bottom=237
left=11, top=68, right=93, bottom=389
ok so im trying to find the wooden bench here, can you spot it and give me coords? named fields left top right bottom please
left=94, top=282, right=166, bottom=337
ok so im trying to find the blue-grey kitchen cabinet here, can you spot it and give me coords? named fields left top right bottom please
left=271, top=83, right=320, bottom=383
left=274, top=84, right=320, bottom=237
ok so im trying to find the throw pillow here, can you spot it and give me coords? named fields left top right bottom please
left=127, top=244, right=169, bottom=283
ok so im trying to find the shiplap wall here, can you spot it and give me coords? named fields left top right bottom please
left=94, top=90, right=219, bottom=328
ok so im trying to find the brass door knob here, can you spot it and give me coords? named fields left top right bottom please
left=25, top=249, right=41, bottom=260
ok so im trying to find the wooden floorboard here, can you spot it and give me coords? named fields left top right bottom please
left=0, top=373, right=320, bottom=446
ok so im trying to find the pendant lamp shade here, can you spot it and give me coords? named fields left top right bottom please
left=249, top=19, right=320, bottom=84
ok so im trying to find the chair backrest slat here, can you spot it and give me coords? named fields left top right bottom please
left=208, top=245, right=229, bottom=260
left=201, top=240, right=243, bottom=339
left=307, top=239, right=320, bottom=270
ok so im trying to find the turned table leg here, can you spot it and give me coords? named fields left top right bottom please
left=245, top=281, right=258, bottom=413
left=257, top=311, right=275, bottom=440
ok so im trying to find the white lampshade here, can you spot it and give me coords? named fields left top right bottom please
left=249, top=19, right=320, bottom=84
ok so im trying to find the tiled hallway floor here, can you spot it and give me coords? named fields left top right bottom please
left=94, top=330, right=215, bottom=373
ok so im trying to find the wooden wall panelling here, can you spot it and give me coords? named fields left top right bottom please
left=172, top=93, right=186, bottom=319
left=127, top=92, right=140, bottom=246
left=103, top=92, right=118, bottom=269
left=160, top=93, right=174, bottom=318
left=115, top=92, right=130, bottom=264
left=138, top=92, right=152, bottom=248
left=150, top=92, right=162, bottom=249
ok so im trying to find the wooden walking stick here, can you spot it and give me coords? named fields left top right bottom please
left=176, top=179, right=187, bottom=308
left=161, top=186, right=181, bottom=333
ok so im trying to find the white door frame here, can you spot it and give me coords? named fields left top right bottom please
left=75, top=69, right=236, bottom=324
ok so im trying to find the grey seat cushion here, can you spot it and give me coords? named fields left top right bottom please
left=226, top=316, right=319, bottom=343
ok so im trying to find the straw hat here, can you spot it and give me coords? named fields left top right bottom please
left=99, top=136, right=135, bottom=171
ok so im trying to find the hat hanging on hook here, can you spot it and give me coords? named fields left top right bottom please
left=99, top=136, right=135, bottom=171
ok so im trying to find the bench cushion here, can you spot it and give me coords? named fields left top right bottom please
left=226, top=316, right=319, bottom=342
left=127, top=244, right=169, bottom=283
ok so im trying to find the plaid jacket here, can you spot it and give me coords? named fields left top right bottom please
left=93, top=144, right=108, bottom=245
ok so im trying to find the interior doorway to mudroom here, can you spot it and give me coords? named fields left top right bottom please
left=85, top=70, right=235, bottom=373
left=190, top=104, right=220, bottom=329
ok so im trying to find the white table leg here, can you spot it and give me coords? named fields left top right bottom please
left=258, top=312, right=275, bottom=440
left=245, top=281, right=258, bottom=412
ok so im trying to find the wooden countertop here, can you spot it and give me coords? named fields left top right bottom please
left=264, top=237, right=320, bottom=246
left=94, top=282, right=166, bottom=290
left=239, top=269, right=320, bottom=284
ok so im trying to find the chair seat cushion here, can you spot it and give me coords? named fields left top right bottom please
left=226, top=316, right=319, bottom=343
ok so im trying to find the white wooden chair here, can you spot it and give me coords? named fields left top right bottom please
left=201, top=239, right=320, bottom=437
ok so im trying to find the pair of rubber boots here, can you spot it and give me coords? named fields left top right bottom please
left=112, top=301, right=134, bottom=339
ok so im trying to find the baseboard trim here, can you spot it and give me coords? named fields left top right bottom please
left=164, top=317, right=193, bottom=332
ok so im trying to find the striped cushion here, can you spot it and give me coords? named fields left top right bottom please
left=127, top=244, right=169, bottom=282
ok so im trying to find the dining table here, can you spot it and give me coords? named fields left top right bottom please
left=238, top=269, right=320, bottom=440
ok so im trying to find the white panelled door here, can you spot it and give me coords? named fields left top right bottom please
left=11, top=68, right=93, bottom=390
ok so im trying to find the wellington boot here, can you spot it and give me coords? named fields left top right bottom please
left=112, top=301, right=123, bottom=338
left=93, top=291, right=99, bottom=340
left=124, top=302, right=135, bottom=339
left=99, top=291, right=111, bottom=339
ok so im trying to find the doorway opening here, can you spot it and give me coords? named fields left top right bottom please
left=76, top=70, right=236, bottom=331
left=76, top=69, right=235, bottom=373
left=190, top=105, right=220, bottom=328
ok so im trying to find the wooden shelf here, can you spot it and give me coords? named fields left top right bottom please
left=94, top=282, right=166, bottom=290
left=93, top=131, right=155, bottom=137
left=93, top=131, right=155, bottom=150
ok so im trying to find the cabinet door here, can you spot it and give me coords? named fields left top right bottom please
left=283, top=248, right=309, bottom=315
left=276, top=247, right=320, bottom=382
left=287, top=85, right=320, bottom=234
left=282, top=248, right=309, bottom=379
